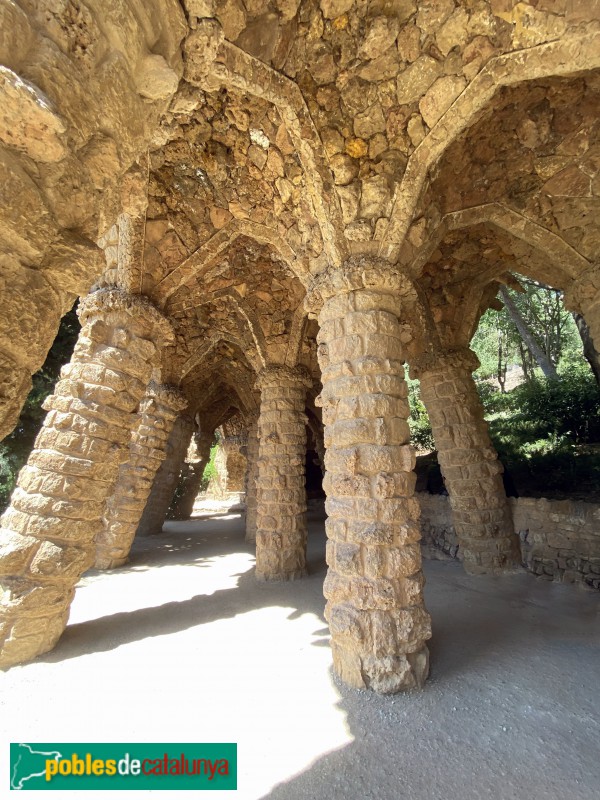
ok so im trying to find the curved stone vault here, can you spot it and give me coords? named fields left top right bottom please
left=0, top=1, right=599, bottom=691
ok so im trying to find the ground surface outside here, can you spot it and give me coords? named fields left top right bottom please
left=1, top=501, right=598, bottom=799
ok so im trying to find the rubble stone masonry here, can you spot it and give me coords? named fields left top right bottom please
left=0, top=288, right=173, bottom=667
left=307, top=257, right=432, bottom=693
left=95, top=381, right=187, bottom=569
left=255, top=365, right=311, bottom=581
left=414, top=349, right=520, bottom=575
left=419, top=492, right=600, bottom=590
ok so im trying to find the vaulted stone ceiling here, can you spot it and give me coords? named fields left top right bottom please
left=2, top=0, right=599, bottom=430
left=120, top=0, right=600, bottom=405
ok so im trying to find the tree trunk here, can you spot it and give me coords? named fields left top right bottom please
left=518, top=340, right=532, bottom=383
left=497, top=332, right=506, bottom=393
left=573, top=312, right=600, bottom=386
left=499, top=287, right=558, bottom=379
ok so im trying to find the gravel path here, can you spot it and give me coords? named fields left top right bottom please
left=1, top=501, right=598, bottom=799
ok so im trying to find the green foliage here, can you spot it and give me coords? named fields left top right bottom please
left=489, top=365, right=600, bottom=447
left=0, top=306, right=80, bottom=510
left=472, top=279, right=584, bottom=386
left=472, top=306, right=519, bottom=381
left=410, top=356, right=600, bottom=498
left=200, top=442, right=219, bottom=493
left=486, top=365, right=600, bottom=498
left=466, top=281, right=600, bottom=497
left=407, top=377, right=435, bottom=451
left=474, top=378, right=506, bottom=414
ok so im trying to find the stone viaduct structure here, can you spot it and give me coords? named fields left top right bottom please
left=0, top=1, right=599, bottom=693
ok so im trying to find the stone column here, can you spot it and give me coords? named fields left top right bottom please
left=255, top=365, right=311, bottom=581
left=244, top=413, right=260, bottom=543
left=170, top=430, right=213, bottom=519
left=136, top=413, right=195, bottom=536
left=314, top=424, right=326, bottom=477
left=413, top=348, right=520, bottom=575
left=0, top=288, right=173, bottom=667
left=206, top=444, right=228, bottom=499
left=305, top=257, right=431, bottom=694
left=94, top=382, right=188, bottom=569
left=221, top=436, right=247, bottom=492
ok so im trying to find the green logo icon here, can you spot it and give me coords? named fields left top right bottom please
left=10, top=743, right=237, bottom=790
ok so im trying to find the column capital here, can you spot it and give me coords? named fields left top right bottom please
left=78, top=287, right=174, bottom=345
left=255, top=364, right=313, bottom=391
left=244, top=407, right=260, bottom=425
left=146, top=381, right=188, bottom=413
left=304, top=256, right=411, bottom=317
left=409, top=347, right=480, bottom=379
left=563, top=263, right=600, bottom=315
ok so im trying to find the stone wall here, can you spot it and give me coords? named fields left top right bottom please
left=511, top=498, right=600, bottom=590
left=417, top=492, right=600, bottom=590
left=418, top=493, right=460, bottom=561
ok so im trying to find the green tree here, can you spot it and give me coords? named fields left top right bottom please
left=473, top=278, right=584, bottom=389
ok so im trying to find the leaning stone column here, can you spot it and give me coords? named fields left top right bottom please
left=170, top=429, right=213, bottom=519
left=0, top=288, right=173, bottom=667
left=413, top=348, right=520, bottom=575
left=255, top=365, right=311, bottom=581
left=136, top=413, right=195, bottom=536
left=244, top=413, right=260, bottom=542
left=94, top=382, right=187, bottom=569
left=564, top=265, right=600, bottom=349
left=306, top=257, right=431, bottom=694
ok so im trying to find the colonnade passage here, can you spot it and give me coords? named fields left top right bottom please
left=2, top=265, right=599, bottom=684
left=1, top=0, right=599, bottom=693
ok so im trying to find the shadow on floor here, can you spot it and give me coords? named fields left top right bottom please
left=34, top=503, right=600, bottom=800
left=39, top=506, right=330, bottom=664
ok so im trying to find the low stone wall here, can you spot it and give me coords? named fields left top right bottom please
left=418, top=494, right=460, bottom=561
left=417, top=492, right=600, bottom=590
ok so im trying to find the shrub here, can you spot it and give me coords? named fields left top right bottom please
left=407, top=378, right=435, bottom=451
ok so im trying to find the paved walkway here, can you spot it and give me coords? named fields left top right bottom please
left=1, top=501, right=599, bottom=799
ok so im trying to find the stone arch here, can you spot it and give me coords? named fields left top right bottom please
left=179, top=291, right=268, bottom=375
left=409, top=203, right=590, bottom=284
left=408, top=203, right=593, bottom=350
left=153, top=219, right=310, bottom=305
left=184, top=33, right=348, bottom=269
left=380, top=30, right=600, bottom=262
left=184, top=344, right=259, bottom=421
left=0, top=1, right=187, bottom=439
left=181, top=331, right=263, bottom=381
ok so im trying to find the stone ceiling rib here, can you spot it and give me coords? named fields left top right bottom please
left=181, top=324, right=261, bottom=380
left=195, top=39, right=348, bottom=269
left=154, top=218, right=308, bottom=304
left=409, top=203, right=591, bottom=283
left=284, top=306, right=309, bottom=369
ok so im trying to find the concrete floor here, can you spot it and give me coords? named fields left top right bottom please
left=1, top=501, right=599, bottom=799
